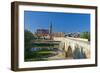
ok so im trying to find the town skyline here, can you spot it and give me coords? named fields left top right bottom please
left=24, top=11, right=90, bottom=33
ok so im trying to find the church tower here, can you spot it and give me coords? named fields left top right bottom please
left=49, top=22, right=53, bottom=40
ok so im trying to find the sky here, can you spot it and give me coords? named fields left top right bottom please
left=24, top=11, right=90, bottom=33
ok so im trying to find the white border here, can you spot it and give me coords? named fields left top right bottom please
left=18, top=5, right=96, bottom=68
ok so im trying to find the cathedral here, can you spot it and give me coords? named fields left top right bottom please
left=35, top=22, right=65, bottom=39
left=35, top=22, right=53, bottom=40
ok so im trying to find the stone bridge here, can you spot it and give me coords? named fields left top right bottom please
left=53, top=37, right=90, bottom=59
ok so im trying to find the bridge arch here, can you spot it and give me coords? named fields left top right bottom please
left=73, top=44, right=87, bottom=59
left=65, top=45, right=73, bottom=58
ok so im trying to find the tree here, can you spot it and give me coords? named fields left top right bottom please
left=24, top=30, right=35, bottom=60
left=24, top=30, right=35, bottom=50
left=80, top=32, right=90, bottom=41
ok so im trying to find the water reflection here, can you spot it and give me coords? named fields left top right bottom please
left=31, top=48, right=59, bottom=52
left=73, top=48, right=86, bottom=59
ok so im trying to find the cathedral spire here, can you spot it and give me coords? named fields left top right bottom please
left=49, top=21, right=53, bottom=40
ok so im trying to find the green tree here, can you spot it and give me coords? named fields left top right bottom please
left=24, top=30, right=35, bottom=60
left=80, top=32, right=90, bottom=41
left=25, top=30, right=35, bottom=49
